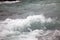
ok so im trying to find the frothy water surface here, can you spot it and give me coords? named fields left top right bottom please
left=0, top=14, right=60, bottom=40
left=0, top=0, right=60, bottom=40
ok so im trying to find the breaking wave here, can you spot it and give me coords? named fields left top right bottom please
left=0, top=14, right=60, bottom=40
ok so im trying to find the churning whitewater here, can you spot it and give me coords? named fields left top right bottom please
left=0, top=0, right=60, bottom=40
left=0, top=14, right=60, bottom=40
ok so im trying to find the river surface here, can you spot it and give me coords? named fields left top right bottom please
left=0, top=0, right=60, bottom=40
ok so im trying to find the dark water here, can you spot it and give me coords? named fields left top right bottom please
left=0, top=0, right=60, bottom=20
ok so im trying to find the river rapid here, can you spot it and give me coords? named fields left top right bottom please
left=0, top=0, right=60, bottom=40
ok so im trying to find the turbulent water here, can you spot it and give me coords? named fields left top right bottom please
left=0, top=0, right=60, bottom=40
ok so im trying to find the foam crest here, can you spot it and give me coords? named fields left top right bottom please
left=2, top=14, right=52, bottom=31
left=0, top=14, right=59, bottom=40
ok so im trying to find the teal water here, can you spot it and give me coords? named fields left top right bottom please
left=0, top=0, right=60, bottom=20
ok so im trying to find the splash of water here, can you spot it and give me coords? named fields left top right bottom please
left=0, top=14, right=60, bottom=40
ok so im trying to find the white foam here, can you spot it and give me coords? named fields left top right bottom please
left=0, top=14, right=59, bottom=40
left=1, top=14, right=52, bottom=30
left=0, top=1, right=20, bottom=4
left=0, top=14, right=52, bottom=31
